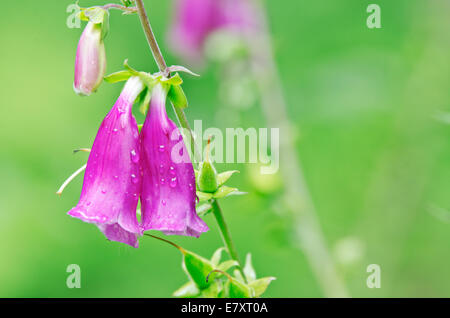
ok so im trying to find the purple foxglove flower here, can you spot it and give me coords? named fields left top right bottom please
left=169, top=0, right=259, bottom=61
left=68, top=77, right=144, bottom=247
left=74, top=21, right=107, bottom=96
left=140, top=84, right=209, bottom=237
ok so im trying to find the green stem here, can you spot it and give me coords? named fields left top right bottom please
left=135, top=0, right=168, bottom=75
left=134, top=0, right=246, bottom=281
left=211, top=199, right=247, bottom=283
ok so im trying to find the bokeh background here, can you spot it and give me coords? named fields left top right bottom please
left=1, top=0, right=450, bottom=297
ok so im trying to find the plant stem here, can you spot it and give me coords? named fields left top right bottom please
left=135, top=0, right=168, bottom=75
left=134, top=0, right=246, bottom=279
left=101, top=4, right=137, bottom=13
left=211, top=199, right=247, bottom=283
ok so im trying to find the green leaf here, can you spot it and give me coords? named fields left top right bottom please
left=213, top=186, right=239, bottom=199
left=183, top=251, right=215, bottom=290
left=211, top=247, right=225, bottom=266
left=217, top=170, right=239, bottom=187
left=173, top=281, right=200, bottom=298
left=168, top=84, right=188, bottom=109
left=196, top=202, right=213, bottom=217
left=225, top=278, right=253, bottom=298
left=217, top=260, right=239, bottom=272
left=104, top=70, right=133, bottom=83
left=196, top=191, right=213, bottom=202
left=243, top=253, right=256, bottom=282
left=248, top=277, right=276, bottom=297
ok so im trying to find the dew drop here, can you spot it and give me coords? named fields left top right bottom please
left=130, top=149, right=139, bottom=163
left=170, top=177, right=177, bottom=188
left=169, top=166, right=176, bottom=176
left=160, top=178, right=166, bottom=185
left=131, top=174, right=139, bottom=184
left=113, top=128, right=118, bottom=133
left=158, top=145, right=165, bottom=152
left=159, top=164, right=165, bottom=174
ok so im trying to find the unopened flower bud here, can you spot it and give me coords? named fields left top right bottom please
left=73, top=20, right=107, bottom=96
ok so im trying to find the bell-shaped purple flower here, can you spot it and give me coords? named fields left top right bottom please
left=140, top=84, right=209, bottom=237
left=74, top=21, right=107, bottom=96
left=68, top=77, right=144, bottom=247
left=169, top=0, right=259, bottom=62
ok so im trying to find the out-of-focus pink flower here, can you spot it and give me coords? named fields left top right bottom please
left=169, top=0, right=259, bottom=62
left=68, top=77, right=143, bottom=247
left=73, top=21, right=107, bottom=96
left=140, top=83, right=209, bottom=237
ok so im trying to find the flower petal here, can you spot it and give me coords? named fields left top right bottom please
left=140, top=84, right=208, bottom=237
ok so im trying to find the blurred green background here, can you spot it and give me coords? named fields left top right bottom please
left=1, top=0, right=450, bottom=297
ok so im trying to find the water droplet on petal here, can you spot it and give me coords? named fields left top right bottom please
left=169, top=166, right=176, bottom=176
left=131, top=174, right=139, bottom=184
left=170, top=177, right=177, bottom=188
left=159, top=164, right=165, bottom=174
left=113, top=128, right=118, bottom=133
left=158, top=145, right=165, bottom=152
left=130, top=149, right=139, bottom=163
left=160, top=178, right=166, bottom=185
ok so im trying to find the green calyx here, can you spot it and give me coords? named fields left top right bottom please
left=103, top=61, right=196, bottom=114
left=77, top=5, right=109, bottom=40
left=196, top=139, right=244, bottom=201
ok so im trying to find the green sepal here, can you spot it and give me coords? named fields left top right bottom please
left=138, top=88, right=152, bottom=115
left=243, top=253, right=256, bottom=282
left=217, top=170, right=239, bottom=187
left=173, top=281, right=200, bottom=298
left=217, top=260, right=239, bottom=272
left=198, top=281, right=222, bottom=298
left=81, top=7, right=109, bottom=40
left=248, top=277, right=276, bottom=297
left=225, top=277, right=253, bottom=298
left=196, top=202, right=213, bottom=217
left=183, top=251, right=216, bottom=290
left=168, top=84, right=188, bottom=109
left=211, top=247, right=226, bottom=266
left=160, top=72, right=183, bottom=86
left=213, top=186, right=242, bottom=199
left=104, top=70, right=133, bottom=83
left=197, top=161, right=219, bottom=193
left=196, top=191, right=213, bottom=202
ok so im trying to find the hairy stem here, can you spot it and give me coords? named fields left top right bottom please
left=101, top=4, right=137, bottom=13
left=134, top=0, right=246, bottom=279
left=135, top=0, right=168, bottom=75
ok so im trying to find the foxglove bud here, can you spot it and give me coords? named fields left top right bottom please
left=73, top=21, right=107, bottom=96
left=197, top=140, right=218, bottom=193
